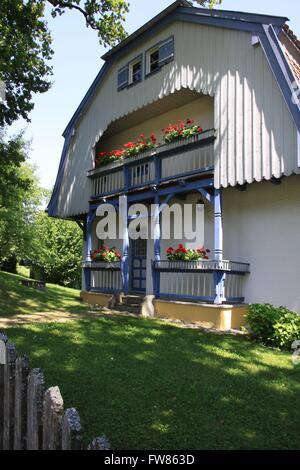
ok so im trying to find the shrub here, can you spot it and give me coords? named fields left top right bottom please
left=273, top=312, right=300, bottom=349
left=246, top=304, right=300, bottom=350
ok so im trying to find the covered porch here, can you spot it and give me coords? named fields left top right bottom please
left=82, top=177, right=250, bottom=306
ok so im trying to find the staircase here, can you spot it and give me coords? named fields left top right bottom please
left=113, top=294, right=144, bottom=315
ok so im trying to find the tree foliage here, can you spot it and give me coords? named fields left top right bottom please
left=0, top=0, right=129, bottom=126
left=0, top=1, right=53, bottom=126
left=0, top=134, right=42, bottom=269
left=195, top=0, right=222, bottom=8
left=0, top=131, right=83, bottom=287
left=29, top=211, right=83, bottom=288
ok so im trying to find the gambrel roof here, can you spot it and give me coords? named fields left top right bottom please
left=48, top=0, right=300, bottom=217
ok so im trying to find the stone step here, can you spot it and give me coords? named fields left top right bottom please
left=113, top=303, right=141, bottom=313
left=121, top=295, right=144, bottom=306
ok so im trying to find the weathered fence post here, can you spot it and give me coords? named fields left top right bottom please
left=43, top=386, right=64, bottom=450
left=27, top=368, right=45, bottom=450
left=14, top=356, right=30, bottom=450
left=0, top=334, right=110, bottom=451
left=0, top=333, right=8, bottom=450
left=61, top=408, right=83, bottom=450
left=3, top=342, right=16, bottom=450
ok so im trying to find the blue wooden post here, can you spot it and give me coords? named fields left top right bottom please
left=120, top=195, right=129, bottom=294
left=213, top=188, right=225, bottom=304
left=155, top=156, right=162, bottom=185
left=85, top=210, right=95, bottom=261
left=84, top=210, right=95, bottom=292
left=153, top=193, right=161, bottom=296
left=214, top=188, right=223, bottom=261
left=84, top=268, right=91, bottom=292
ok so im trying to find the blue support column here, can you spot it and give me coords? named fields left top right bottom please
left=155, top=156, right=162, bottom=185
left=84, top=268, right=91, bottom=292
left=85, top=210, right=96, bottom=261
left=213, top=188, right=225, bottom=304
left=120, top=195, right=129, bottom=294
left=84, top=209, right=96, bottom=292
left=153, top=193, right=161, bottom=296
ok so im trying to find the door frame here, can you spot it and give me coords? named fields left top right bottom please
left=129, top=238, right=147, bottom=293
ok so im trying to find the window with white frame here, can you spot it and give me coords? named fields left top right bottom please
left=117, top=56, right=142, bottom=90
left=146, top=37, right=174, bottom=76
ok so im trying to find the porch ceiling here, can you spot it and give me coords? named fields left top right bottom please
left=103, top=89, right=203, bottom=139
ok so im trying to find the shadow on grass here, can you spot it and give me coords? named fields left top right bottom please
left=0, top=271, right=92, bottom=316
left=4, top=314, right=300, bottom=450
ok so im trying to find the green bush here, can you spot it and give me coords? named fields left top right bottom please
left=246, top=304, right=300, bottom=350
left=273, top=312, right=300, bottom=349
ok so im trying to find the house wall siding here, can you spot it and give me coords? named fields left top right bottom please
left=223, top=175, right=300, bottom=313
left=56, top=21, right=298, bottom=218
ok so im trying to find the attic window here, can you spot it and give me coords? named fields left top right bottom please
left=117, top=66, right=129, bottom=90
left=146, top=37, right=174, bottom=76
left=118, top=55, right=142, bottom=90
left=130, top=57, right=142, bottom=84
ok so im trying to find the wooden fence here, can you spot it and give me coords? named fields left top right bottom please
left=0, top=333, right=110, bottom=450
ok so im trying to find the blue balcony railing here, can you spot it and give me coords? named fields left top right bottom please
left=153, top=259, right=250, bottom=304
left=87, top=129, right=216, bottom=199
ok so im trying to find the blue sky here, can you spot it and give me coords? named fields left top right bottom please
left=9, top=0, right=300, bottom=189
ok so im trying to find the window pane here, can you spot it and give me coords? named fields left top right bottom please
left=118, top=66, right=128, bottom=88
left=132, top=61, right=142, bottom=83
left=159, top=39, right=174, bottom=64
left=150, top=49, right=159, bottom=73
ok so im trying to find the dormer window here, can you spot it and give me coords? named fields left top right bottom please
left=117, top=66, right=129, bottom=90
left=130, top=58, right=142, bottom=84
left=149, top=49, right=160, bottom=74
left=118, top=55, right=142, bottom=91
left=146, top=37, right=174, bottom=76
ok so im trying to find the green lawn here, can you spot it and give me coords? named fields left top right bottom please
left=0, top=271, right=93, bottom=316
left=1, top=271, right=300, bottom=450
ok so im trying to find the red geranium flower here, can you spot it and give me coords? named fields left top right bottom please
left=123, top=142, right=135, bottom=149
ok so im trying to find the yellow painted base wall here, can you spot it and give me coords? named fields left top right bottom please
left=80, top=291, right=112, bottom=307
left=154, top=300, right=248, bottom=331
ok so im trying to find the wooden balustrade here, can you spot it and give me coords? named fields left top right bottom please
left=88, top=130, right=216, bottom=198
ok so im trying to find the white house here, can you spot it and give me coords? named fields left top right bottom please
left=48, top=1, right=300, bottom=328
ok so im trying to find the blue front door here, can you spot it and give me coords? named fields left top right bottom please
left=130, top=238, right=147, bottom=292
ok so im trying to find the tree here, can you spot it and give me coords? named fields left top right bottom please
left=29, top=211, right=83, bottom=288
left=195, top=0, right=223, bottom=8
left=0, top=131, right=83, bottom=285
left=0, top=156, right=43, bottom=272
left=0, top=0, right=129, bottom=126
left=0, top=130, right=32, bottom=209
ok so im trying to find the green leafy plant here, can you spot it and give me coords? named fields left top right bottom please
left=166, top=244, right=210, bottom=261
left=162, top=119, right=203, bottom=144
left=246, top=304, right=300, bottom=350
left=91, top=245, right=121, bottom=262
left=122, top=133, right=157, bottom=159
left=95, top=149, right=124, bottom=167
left=273, top=312, right=300, bottom=349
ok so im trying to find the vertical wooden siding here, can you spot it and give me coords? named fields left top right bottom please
left=56, top=22, right=298, bottom=218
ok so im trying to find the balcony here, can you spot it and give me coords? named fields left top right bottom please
left=87, top=129, right=215, bottom=199
left=82, top=259, right=250, bottom=304
left=153, top=260, right=250, bottom=304
left=82, top=261, right=122, bottom=293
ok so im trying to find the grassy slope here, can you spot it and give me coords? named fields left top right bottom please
left=0, top=271, right=92, bottom=316
left=1, top=271, right=300, bottom=450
